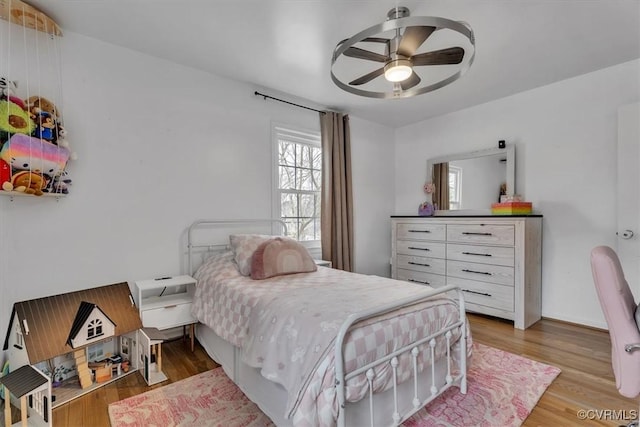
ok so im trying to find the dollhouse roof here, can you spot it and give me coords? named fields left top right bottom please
left=0, top=365, right=48, bottom=398
left=2, top=282, right=142, bottom=364
left=66, top=301, right=116, bottom=346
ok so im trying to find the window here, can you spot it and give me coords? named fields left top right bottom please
left=449, top=166, right=462, bottom=210
left=87, top=319, right=103, bottom=339
left=273, top=125, right=322, bottom=243
left=15, top=330, right=23, bottom=349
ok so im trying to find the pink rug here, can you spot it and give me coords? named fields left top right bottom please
left=109, top=343, right=560, bottom=427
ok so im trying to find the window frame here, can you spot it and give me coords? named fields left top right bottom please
left=271, top=123, right=322, bottom=248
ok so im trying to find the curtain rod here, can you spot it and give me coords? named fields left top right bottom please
left=254, top=91, right=326, bottom=115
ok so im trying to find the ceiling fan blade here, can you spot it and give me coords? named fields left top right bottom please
left=344, top=46, right=389, bottom=62
left=349, top=67, right=385, bottom=86
left=397, top=26, right=436, bottom=57
left=400, top=71, right=421, bottom=90
left=412, top=47, right=465, bottom=66
left=362, top=37, right=390, bottom=44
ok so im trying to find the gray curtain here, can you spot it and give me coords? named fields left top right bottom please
left=320, top=111, right=353, bottom=272
left=433, top=162, right=450, bottom=210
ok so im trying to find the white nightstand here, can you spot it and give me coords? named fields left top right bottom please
left=314, top=259, right=332, bottom=268
left=135, top=275, right=197, bottom=351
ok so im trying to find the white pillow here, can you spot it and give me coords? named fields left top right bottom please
left=229, top=234, right=274, bottom=276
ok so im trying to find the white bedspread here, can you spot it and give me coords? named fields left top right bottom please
left=192, top=252, right=469, bottom=426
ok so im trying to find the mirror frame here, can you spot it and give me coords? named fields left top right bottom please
left=426, top=144, right=515, bottom=209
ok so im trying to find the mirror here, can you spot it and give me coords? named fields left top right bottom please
left=427, top=145, right=515, bottom=211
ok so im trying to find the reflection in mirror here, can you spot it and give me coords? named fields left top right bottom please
left=427, top=145, right=515, bottom=211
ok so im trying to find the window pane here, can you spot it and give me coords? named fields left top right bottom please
left=283, top=219, right=298, bottom=239
left=312, top=170, right=321, bottom=191
left=298, top=218, right=315, bottom=241
left=279, top=141, right=296, bottom=167
left=314, top=218, right=321, bottom=240
left=280, top=166, right=295, bottom=189
left=299, top=193, right=316, bottom=217
left=297, top=167, right=314, bottom=191
left=297, top=144, right=311, bottom=168
left=312, top=146, right=322, bottom=170
left=281, top=192, right=297, bottom=218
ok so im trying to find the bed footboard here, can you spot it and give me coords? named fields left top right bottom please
left=334, top=285, right=467, bottom=427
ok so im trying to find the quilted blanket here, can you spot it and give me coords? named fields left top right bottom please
left=192, top=252, right=468, bottom=426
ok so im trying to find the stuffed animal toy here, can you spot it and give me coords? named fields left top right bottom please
left=48, top=172, right=72, bottom=194
left=7, top=170, right=47, bottom=196
left=0, top=77, right=17, bottom=98
left=25, top=96, right=58, bottom=121
left=0, top=159, right=10, bottom=190
left=50, top=123, right=78, bottom=160
left=0, top=133, right=71, bottom=178
left=0, top=99, right=35, bottom=139
left=34, top=111, right=56, bottom=141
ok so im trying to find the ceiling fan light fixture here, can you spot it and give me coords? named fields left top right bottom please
left=384, top=59, right=412, bottom=82
left=331, top=7, right=475, bottom=99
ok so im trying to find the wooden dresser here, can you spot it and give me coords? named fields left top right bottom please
left=391, top=215, right=542, bottom=329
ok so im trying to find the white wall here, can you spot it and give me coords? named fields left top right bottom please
left=0, top=31, right=395, bottom=354
left=395, top=59, right=640, bottom=328
left=350, top=116, right=395, bottom=276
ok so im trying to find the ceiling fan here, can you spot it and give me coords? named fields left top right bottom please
left=331, top=7, right=475, bottom=99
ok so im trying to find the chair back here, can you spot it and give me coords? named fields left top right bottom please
left=591, top=245, right=640, bottom=398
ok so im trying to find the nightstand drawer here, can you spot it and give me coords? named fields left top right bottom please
left=141, top=302, right=195, bottom=330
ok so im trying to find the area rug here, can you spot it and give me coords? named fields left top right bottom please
left=108, top=343, right=561, bottom=427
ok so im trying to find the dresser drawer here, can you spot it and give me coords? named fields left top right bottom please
left=396, top=240, right=446, bottom=258
left=396, top=269, right=447, bottom=288
left=396, top=223, right=446, bottom=241
left=447, top=260, right=514, bottom=286
left=397, top=255, right=446, bottom=275
left=447, top=224, right=514, bottom=246
left=141, top=302, right=196, bottom=330
left=448, top=276, right=514, bottom=312
left=447, top=243, right=515, bottom=267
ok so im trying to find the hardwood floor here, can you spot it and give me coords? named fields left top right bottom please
left=5, top=315, right=635, bottom=426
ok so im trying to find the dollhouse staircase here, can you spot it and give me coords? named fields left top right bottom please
left=74, top=349, right=92, bottom=389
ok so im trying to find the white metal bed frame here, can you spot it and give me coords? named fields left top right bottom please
left=187, top=219, right=468, bottom=427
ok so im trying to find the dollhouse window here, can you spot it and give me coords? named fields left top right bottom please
left=15, top=330, right=23, bottom=349
left=87, top=319, right=104, bottom=339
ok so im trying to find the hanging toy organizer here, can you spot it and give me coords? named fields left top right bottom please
left=0, top=0, right=74, bottom=199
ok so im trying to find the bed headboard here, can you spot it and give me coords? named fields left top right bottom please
left=187, top=219, right=287, bottom=275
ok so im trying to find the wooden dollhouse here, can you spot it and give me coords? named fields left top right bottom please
left=1, top=281, right=167, bottom=425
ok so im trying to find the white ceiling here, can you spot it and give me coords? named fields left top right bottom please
left=28, top=0, right=640, bottom=128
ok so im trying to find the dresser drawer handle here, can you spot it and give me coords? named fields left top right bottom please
left=408, top=246, right=430, bottom=251
left=164, top=305, right=177, bottom=309
left=408, top=278, right=430, bottom=285
left=408, top=229, right=431, bottom=233
left=408, top=261, right=430, bottom=267
left=462, top=251, right=492, bottom=257
left=461, top=268, right=492, bottom=276
left=462, top=232, right=493, bottom=236
left=462, top=289, right=492, bottom=297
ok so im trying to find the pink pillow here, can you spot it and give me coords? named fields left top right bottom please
left=229, top=234, right=274, bottom=276
left=251, top=238, right=317, bottom=280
